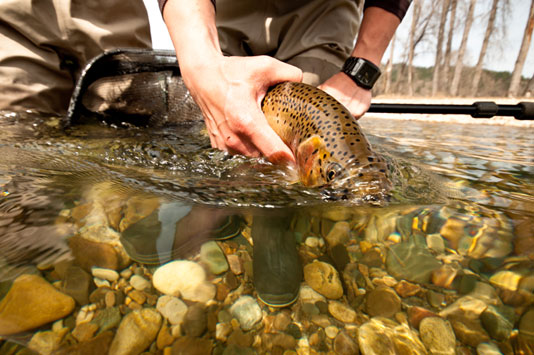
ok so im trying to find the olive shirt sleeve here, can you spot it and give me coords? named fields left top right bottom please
left=158, top=0, right=410, bottom=19
left=158, top=0, right=215, bottom=12
left=364, top=0, right=411, bottom=20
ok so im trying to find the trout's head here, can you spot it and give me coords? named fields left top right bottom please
left=296, top=136, right=391, bottom=204
left=296, top=136, right=347, bottom=187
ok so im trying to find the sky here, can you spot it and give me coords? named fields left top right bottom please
left=143, top=0, right=534, bottom=78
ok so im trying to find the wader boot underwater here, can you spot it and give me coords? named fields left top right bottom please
left=252, top=214, right=302, bottom=307
left=121, top=203, right=242, bottom=264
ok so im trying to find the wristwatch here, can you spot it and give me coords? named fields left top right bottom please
left=341, top=57, right=381, bottom=90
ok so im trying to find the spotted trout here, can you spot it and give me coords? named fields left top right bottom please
left=262, top=82, right=391, bottom=202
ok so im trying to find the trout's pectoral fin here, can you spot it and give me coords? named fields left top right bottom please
left=295, top=135, right=329, bottom=187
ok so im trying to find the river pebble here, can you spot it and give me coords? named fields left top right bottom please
left=129, top=274, right=150, bottom=291
left=92, top=267, right=120, bottom=282
left=109, top=308, right=162, bottom=355
left=480, top=305, right=515, bottom=341
left=0, top=274, right=75, bottom=335
left=386, top=242, right=442, bottom=284
left=200, top=241, right=229, bottom=275
left=303, top=261, right=343, bottom=299
left=334, top=330, right=359, bottom=355
left=183, top=303, right=207, bottom=337
left=62, top=265, right=92, bottom=306
left=156, top=295, right=188, bottom=325
left=230, top=295, right=262, bottom=331
left=152, top=260, right=215, bottom=303
left=358, top=317, right=427, bottom=355
left=365, top=286, right=401, bottom=318
left=328, top=301, right=356, bottom=323
left=419, top=317, right=456, bottom=355
left=519, top=308, right=534, bottom=338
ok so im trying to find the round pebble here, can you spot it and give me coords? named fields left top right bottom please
left=91, top=267, right=119, bottom=282
left=230, top=295, right=262, bottom=331
left=130, top=275, right=151, bottom=291
left=303, top=261, right=343, bottom=299
left=156, top=295, right=188, bottom=326
left=325, top=325, right=339, bottom=339
left=153, top=260, right=215, bottom=303
left=419, top=317, right=456, bottom=355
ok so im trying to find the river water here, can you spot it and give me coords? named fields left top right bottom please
left=0, top=110, right=533, bottom=354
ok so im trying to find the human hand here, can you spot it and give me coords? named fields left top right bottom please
left=180, top=55, right=302, bottom=164
left=318, top=72, right=372, bottom=119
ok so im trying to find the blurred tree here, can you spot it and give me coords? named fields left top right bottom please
left=450, top=0, right=476, bottom=96
left=432, top=0, right=451, bottom=95
left=442, top=0, right=457, bottom=86
left=471, top=0, right=500, bottom=95
left=508, top=0, right=534, bottom=97
left=407, top=0, right=421, bottom=95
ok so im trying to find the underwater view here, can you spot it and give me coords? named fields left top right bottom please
left=0, top=110, right=533, bottom=354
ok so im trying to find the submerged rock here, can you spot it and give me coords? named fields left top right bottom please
left=156, top=295, right=188, bottom=326
left=365, top=286, right=401, bottom=318
left=480, top=305, right=515, bottom=341
left=358, top=317, right=427, bottom=355
left=200, top=241, right=229, bottom=275
left=109, top=308, right=162, bottom=355
left=230, top=295, right=262, bottom=331
left=303, top=261, right=343, bottom=299
left=153, top=260, right=215, bottom=303
left=419, top=317, right=456, bottom=355
left=386, top=242, right=441, bottom=284
left=0, top=274, right=75, bottom=335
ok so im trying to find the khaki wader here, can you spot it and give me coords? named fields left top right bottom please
left=216, top=0, right=362, bottom=85
left=0, top=0, right=151, bottom=115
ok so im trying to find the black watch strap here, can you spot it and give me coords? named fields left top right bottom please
left=341, top=57, right=381, bottom=90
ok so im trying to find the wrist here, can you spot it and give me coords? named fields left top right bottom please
left=341, top=57, right=381, bottom=90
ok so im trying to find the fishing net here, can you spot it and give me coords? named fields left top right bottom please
left=65, top=48, right=203, bottom=127
left=66, top=48, right=533, bottom=127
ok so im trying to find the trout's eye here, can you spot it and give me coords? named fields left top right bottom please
left=326, top=163, right=343, bottom=182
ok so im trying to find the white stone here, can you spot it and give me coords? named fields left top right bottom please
left=92, top=267, right=119, bottom=282
left=477, top=342, right=503, bottom=355
left=130, top=275, right=151, bottom=291
left=156, top=295, right=188, bottom=326
left=152, top=260, right=215, bottom=303
left=230, top=295, right=262, bottom=331
left=93, top=278, right=110, bottom=288
left=305, top=236, right=321, bottom=248
left=299, top=285, right=326, bottom=304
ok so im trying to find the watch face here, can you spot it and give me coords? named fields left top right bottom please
left=344, top=58, right=380, bottom=90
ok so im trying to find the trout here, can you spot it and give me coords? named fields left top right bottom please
left=262, top=82, right=391, bottom=202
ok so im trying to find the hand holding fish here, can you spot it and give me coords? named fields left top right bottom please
left=180, top=55, right=302, bottom=163
left=318, top=72, right=372, bottom=119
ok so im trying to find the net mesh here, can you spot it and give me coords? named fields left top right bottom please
left=66, top=49, right=202, bottom=127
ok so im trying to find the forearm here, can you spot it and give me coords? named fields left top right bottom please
left=351, top=6, right=401, bottom=65
left=162, top=0, right=222, bottom=71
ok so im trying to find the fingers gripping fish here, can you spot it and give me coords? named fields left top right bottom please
left=262, top=82, right=391, bottom=202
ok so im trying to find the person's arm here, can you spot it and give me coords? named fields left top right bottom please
left=162, top=0, right=302, bottom=164
left=318, top=6, right=401, bottom=118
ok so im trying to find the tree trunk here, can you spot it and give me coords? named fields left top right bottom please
left=432, top=0, right=451, bottom=96
left=508, top=0, right=534, bottom=97
left=471, top=0, right=500, bottom=95
left=450, top=0, right=476, bottom=96
left=408, top=0, right=421, bottom=96
left=442, top=0, right=457, bottom=86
